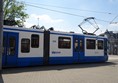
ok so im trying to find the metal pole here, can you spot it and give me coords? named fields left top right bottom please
left=37, top=18, right=40, bottom=28
left=0, top=0, right=3, bottom=71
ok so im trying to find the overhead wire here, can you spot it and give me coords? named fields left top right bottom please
left=26, top=3, right=111, bottom=23
left=25, top=2, right=116, bottom=15
left=26, top=4, right=86, bottom=18
left=110, top=14, right=118, bottom=24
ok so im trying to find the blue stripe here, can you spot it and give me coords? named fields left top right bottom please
left=49, top=56, right=108, bottom=64
left=17, top=57, right=43, bottom=67
left=4, top=27, right=44, bottom=33
left=78, top=56, right=108, bottom=63
left=49, top=57, right=75, bottom=64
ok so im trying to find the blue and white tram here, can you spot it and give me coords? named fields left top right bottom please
left=2, top=25, right=108, bottom=67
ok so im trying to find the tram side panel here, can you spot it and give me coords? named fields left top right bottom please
left=49, top=33, right=75, bottom=64
left=17, top=31, right=44, bottom=66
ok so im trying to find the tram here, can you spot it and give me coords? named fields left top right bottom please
left=2, top=25, right=108, bottom=67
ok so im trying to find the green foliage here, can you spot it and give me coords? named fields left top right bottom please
left=4, top=0, right=28, bottom=26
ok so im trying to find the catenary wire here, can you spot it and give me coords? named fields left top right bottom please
left=25, top=2, right=116, bottom=15
left=26, top=3, right=111, bottom=23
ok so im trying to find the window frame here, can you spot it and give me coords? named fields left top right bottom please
left=31, top=34, right=39, bottom=48
left=97, top=40, right=104, bottom=50
left=58, top=37, right=71, bottom=49
left=86, top=39, right=96, bottom=49
left=21, top=38, right=30, bottom=53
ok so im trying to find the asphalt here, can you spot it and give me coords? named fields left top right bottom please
left=0, top=55, right=118, bottom=83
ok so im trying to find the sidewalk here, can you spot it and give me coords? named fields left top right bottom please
left=108, top=55, right=118, bottom=61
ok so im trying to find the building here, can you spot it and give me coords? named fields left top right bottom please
left=101, top=30, right=118, bottom=55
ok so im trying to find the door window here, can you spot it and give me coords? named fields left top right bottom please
left=80, top=39, right=84, bottom=51
left=74, top=39, right=79, bottom=51
left=9, top=37, right=16, bottom=55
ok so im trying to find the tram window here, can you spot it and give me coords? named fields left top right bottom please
left=98, top=40, right=103, bottom=49
left=9, top=37, right=16, bottom=55
left=21, top=38, right=30, bottom=53
left=86, top=39, right=96, bottom=49
left=31, top=34, right=39, bottom=48
left=58, top=37, right=71, bottom=49
left=74, top=39, right=79, bottom=51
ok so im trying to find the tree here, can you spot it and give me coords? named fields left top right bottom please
left=4, top=0, right=28, bottom=26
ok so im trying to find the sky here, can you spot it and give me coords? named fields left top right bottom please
left=18, top=0, right=118, bottom=35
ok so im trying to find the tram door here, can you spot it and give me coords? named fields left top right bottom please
left=73, top=36, right=84, bottom=62
left=2, top=32, right=18, bottom=67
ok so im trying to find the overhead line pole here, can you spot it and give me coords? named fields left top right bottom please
left=0, top=0, right=3, bottom=72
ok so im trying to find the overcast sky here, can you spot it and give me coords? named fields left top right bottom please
left=19, top=0, right=118, bottom=34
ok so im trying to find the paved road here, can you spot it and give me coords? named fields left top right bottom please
left=1, top=55, right=118, bottom=83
